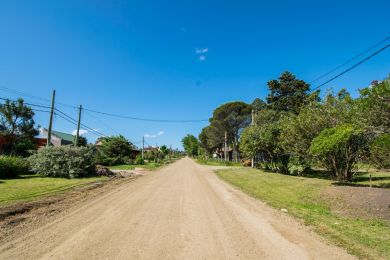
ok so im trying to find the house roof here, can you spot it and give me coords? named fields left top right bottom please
left=52, top=130, right=74, bottom=142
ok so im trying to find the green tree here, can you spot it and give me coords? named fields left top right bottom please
left=160, top=145, right=169, bottom=158
left=370, top=133, right=390, bottom=169
left=198, top=123, right=225, bottom=156
left=97, top=135, right=134, bottom=166
left=210, top=101, right=252, bottom=161
left=181, top=134, right=199, bottom=157
left=309, top=124, right=367, bottom=182
left=249, top=109, right=289, bottom=173
left=0, top=98, right=39, bottom=155
left=240, top=125, right=263, bottom=161
left=74, top=136, right=88, bottom=147
left=251, top=98, right=267, bottom=112
left=266, top=71, right=311, bottom=114
left=280, top=89, right=360, bottom=174
left=358, top=76, right=390, bottom=134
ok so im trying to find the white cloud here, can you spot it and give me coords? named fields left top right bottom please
left=144, top=131, right=164, bottom=138
left=195, top=48, right=208, bottom=54
left=199, top=55, right=206, bottom=61
left=72, top=129, right=88, bottom=136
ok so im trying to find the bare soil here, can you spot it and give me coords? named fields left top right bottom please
left=323, top=185, right=390, bottom=222
left=0, top=158, right=353, bottom=259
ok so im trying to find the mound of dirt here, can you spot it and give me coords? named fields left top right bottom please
left=323, top=186, right=390, bottom=222
left=90, top=165, right=115, bottom=177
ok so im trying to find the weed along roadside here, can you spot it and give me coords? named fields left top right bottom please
left=214, top=167, right=390, bottom=259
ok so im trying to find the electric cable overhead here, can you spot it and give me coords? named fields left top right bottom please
left=311, top=43, right=389, bottom=92
left=310, top=36, right=389, bottom=84
left=0, top=95, right=107, bottom=137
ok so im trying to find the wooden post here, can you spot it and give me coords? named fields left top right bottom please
left=47, top=90, right=56, bottom=147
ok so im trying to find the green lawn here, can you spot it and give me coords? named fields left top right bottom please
left=352, top=171, right=390, bottom=188
left=216, top=168, right=390, bottom=259
left=196, top=159, right=242, bottom=167
left=108, top=163, right=162, bottom=171
left=0, top=175, right=108, bottom=206
left=109, top=158, right=181, bottom=171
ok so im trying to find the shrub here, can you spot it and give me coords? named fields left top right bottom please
left=370, top=133, right=390, bottom=169
left=134, top=155, right=144, bottom=165
left=0, top=156, right=29, bottom=178
left=310, top=124, right=367, bottom=182
left=28, top=145, right=94, bottom=178
left=96, top=135, right=134, bottom=166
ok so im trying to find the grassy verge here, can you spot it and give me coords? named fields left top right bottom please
left=109, top=158, right=180, bottom=171
left=0, top=175, right=108, bottom=206
left=216, top=168, right=390, bottom=259
left=109, top=163, right=160, bottom=171
left=196, top=158, right=242, bottom=167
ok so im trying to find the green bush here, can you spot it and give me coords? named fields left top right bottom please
left=96, top=135, right=134, bottom=166
left=134, top=155, right=144, bottom=165
left=0, top=156, right=29, bottom=178
left=310, top=124, right=367, bottom=182
left=28, top=146, right=94, bottom=178
left=370, top=133, right=390, bottom=169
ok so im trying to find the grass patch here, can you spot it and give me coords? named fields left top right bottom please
left=0, top=175, right=108, bottom=206
left=197, top=159, right=242, bottom=167
left=216, top=168, right=390, bottom=259
left=352, top=171, right=390, bottom=188
left=108, top=159, right=179, bottom=171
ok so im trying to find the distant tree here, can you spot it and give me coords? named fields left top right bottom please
left=266, top=71, right=311, bottom=114
left=0, top=98, right=39, bottom=156
left=251, top=98, right=267, bottom=112
left=97, top=135, right=134, bottom=166
left=210, top=101, right=252, bottom=161
left=74, top=136, right=88, bottom=147
left=240, top=125, right=263, bottom=162
left=358, top=76, right=390, bottom=133
left=160, top=145, right=169, bottom=157
left=309, top=124, right=368, bottom=182
left=369, top=133, right=390, bottom=169
left=198, top=123, right=225, bottom=156
left=181, top=134, right=199, bottom=157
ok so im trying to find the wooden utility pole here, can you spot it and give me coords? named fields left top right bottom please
left=47, top=90, right=56, bottom=147
left=75, top=105, right=82, bottom=146
left=142, top=136, right=145, bottom=160
left=224, top=131, right=228, bottom=161
left=251, top=109, right=255, bottom=168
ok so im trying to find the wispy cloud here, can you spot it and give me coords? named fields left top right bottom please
left=72, top=129, right=88, bottom=136
left=144, top=131, right=164, bottom=138
left=195, top=48, right=208, bottom=54
left=195, top=47, right=208, bottom=61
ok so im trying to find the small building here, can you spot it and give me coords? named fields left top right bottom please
left=40, top=128, right=74, bottom=146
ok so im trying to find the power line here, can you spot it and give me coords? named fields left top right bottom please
left=83, top=110, right=122, bottom=135
left=54, top=109, right=107, bottom=137
left=311, top=43, right=389, bottom=92
left=0, top=95, right=107, bottom=137
left=310, top=36, right=389, bottom=84
left=83, top=108, right=208, bottom=123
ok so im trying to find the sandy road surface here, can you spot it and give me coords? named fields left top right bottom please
left=0, top=158, right=353, bottom=259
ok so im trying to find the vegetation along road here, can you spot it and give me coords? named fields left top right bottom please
left=0, top=158, right=353, bottom=259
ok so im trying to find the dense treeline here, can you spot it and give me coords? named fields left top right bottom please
left=198, top=72, right=390, bottom=182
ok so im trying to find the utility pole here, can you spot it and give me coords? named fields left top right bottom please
left=142, top=135, right=145, bottom=160
left=47, top=90, right=56, bottom=147
left=75, top=105, right=82, bottom=146
left=224, top=131, right=228, bottom=162
left=251, top=109, right=255, bottom=168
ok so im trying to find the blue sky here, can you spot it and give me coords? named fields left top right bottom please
left=0, top=0, right=389, bottom=149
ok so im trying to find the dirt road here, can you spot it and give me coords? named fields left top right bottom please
left=0, top=158, right=353, bottom=259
